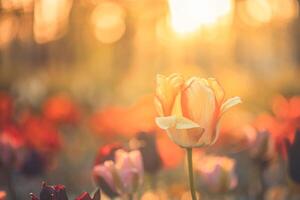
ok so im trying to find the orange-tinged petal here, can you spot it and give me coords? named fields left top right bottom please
left=208, top=78, right=225, bottom=106
left=154, top=96, right=164, bottom=116
left=155, top=74, right=184, bottom=116
left=171, top=93, right=183, bottom=116
left=181, top=78, right=216, bottom=129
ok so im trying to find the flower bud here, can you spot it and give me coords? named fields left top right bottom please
left=93, top=143, right=123, bottom=198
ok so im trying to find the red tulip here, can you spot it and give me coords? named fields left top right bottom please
left=30, top=182, right=100, bottom=200
left=43, top=94, right=80, bottom=125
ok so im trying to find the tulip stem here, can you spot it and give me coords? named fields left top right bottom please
left=186, top=148, right=197, bottom=200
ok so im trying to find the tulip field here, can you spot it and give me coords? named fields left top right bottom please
left=1, top=0, right=300, bottom=200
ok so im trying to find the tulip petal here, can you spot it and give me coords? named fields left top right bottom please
left=221, top=97, right=242, bottom=114
left=154, top=97, right=164, bottom=116
left=171, top=93, right=183, bottom=116
left=93, top=161, right=116, bottom=192
left=166, top=128, right=205, bottom=148
left=155, top=74, right=184, bottom=116
left=181, top=78, right=216, bottom=130
left=128, top=150, right=144, bottom=178
left=155, top=116, right=200, bottom=130
left=210, top=119, right=221, bottom=145
left=208, top=78, right=225, bottom=106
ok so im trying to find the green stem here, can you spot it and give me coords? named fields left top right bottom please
left=186, top=148, right=197, bottom=200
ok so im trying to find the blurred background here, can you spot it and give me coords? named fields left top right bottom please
left=1, top=0, right=300, bottom=199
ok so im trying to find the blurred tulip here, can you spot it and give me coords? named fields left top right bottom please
left=195, top=154, right=237, bottom=193
left=20, top=113, right=61, bottom=154
left=130, top=132, right=162, bottom=174
left=0, top=124, right=24, bottom=169
left=0, top=92, right=13, bottom=127
left=93, top=143, right=123, bottom=198
left=30, top=182, right=100, bottom=200
left=254, top=95, right=300, bottom=157
left=272, top=95, right=300, bottom=121
left=93, top=149, right=143, bottom=197
left=90, top=95, right=157, bottom=139
left=0, top=191, right=6, bottom=200
left=0, top=124, right=24, bottom=149
left=155, top=74, right=241, bottom=148
left=43, top=94, right=80, bottom=125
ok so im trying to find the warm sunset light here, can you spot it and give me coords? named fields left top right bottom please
left=1, top=0, right=300, bottom=199
left=168, top=0, right=233, bottom=34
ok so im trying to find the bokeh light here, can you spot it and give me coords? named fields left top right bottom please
left=34, top=0, right=73, bottom=43
left=168, top=0, right=233, bottom=34
left=90, top=1, right=126, bottom=44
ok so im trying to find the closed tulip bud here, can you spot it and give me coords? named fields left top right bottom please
left=93, top=160, right=117, bottom=197
left=155, top=74, right=241, bottom=148
left=196, top=155, right=237, bottom=193
left=93, top=149, right=144, bottom=197
left=93, top=143, right=123, bottom=198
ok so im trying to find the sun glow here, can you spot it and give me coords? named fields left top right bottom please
left=168, top=0, right=233, bottom=35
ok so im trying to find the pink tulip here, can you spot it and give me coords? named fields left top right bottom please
left=93, top=149, right=144, bottom=196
